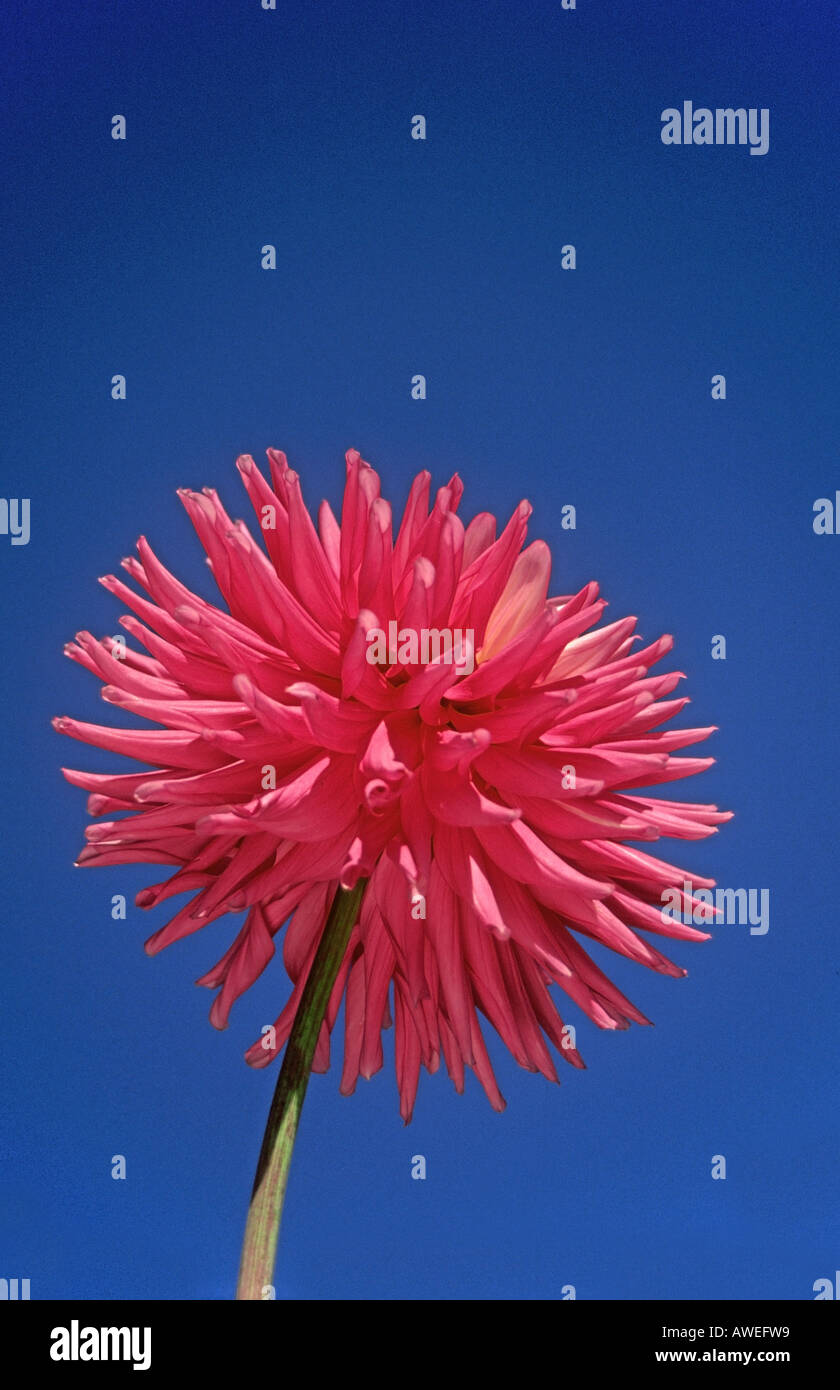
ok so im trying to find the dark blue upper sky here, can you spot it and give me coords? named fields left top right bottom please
left=1, top=0, right=838, bottom=1299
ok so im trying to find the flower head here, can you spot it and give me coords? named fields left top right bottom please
left=56, top=449, right=730, bottom=1120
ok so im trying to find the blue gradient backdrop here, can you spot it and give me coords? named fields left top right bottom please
left=1, top=0, right=838, bottom=1299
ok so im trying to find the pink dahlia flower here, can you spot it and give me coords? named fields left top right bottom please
left=56, top=449, right=730, bottom=1121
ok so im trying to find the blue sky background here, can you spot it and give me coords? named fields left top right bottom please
left=1, top=0, right=838, bottom=1300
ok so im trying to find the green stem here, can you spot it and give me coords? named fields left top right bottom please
left=235, top=879, right=366, bottom=1301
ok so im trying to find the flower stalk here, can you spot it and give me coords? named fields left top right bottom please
left=235, top=879, right=366, bottom=1301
